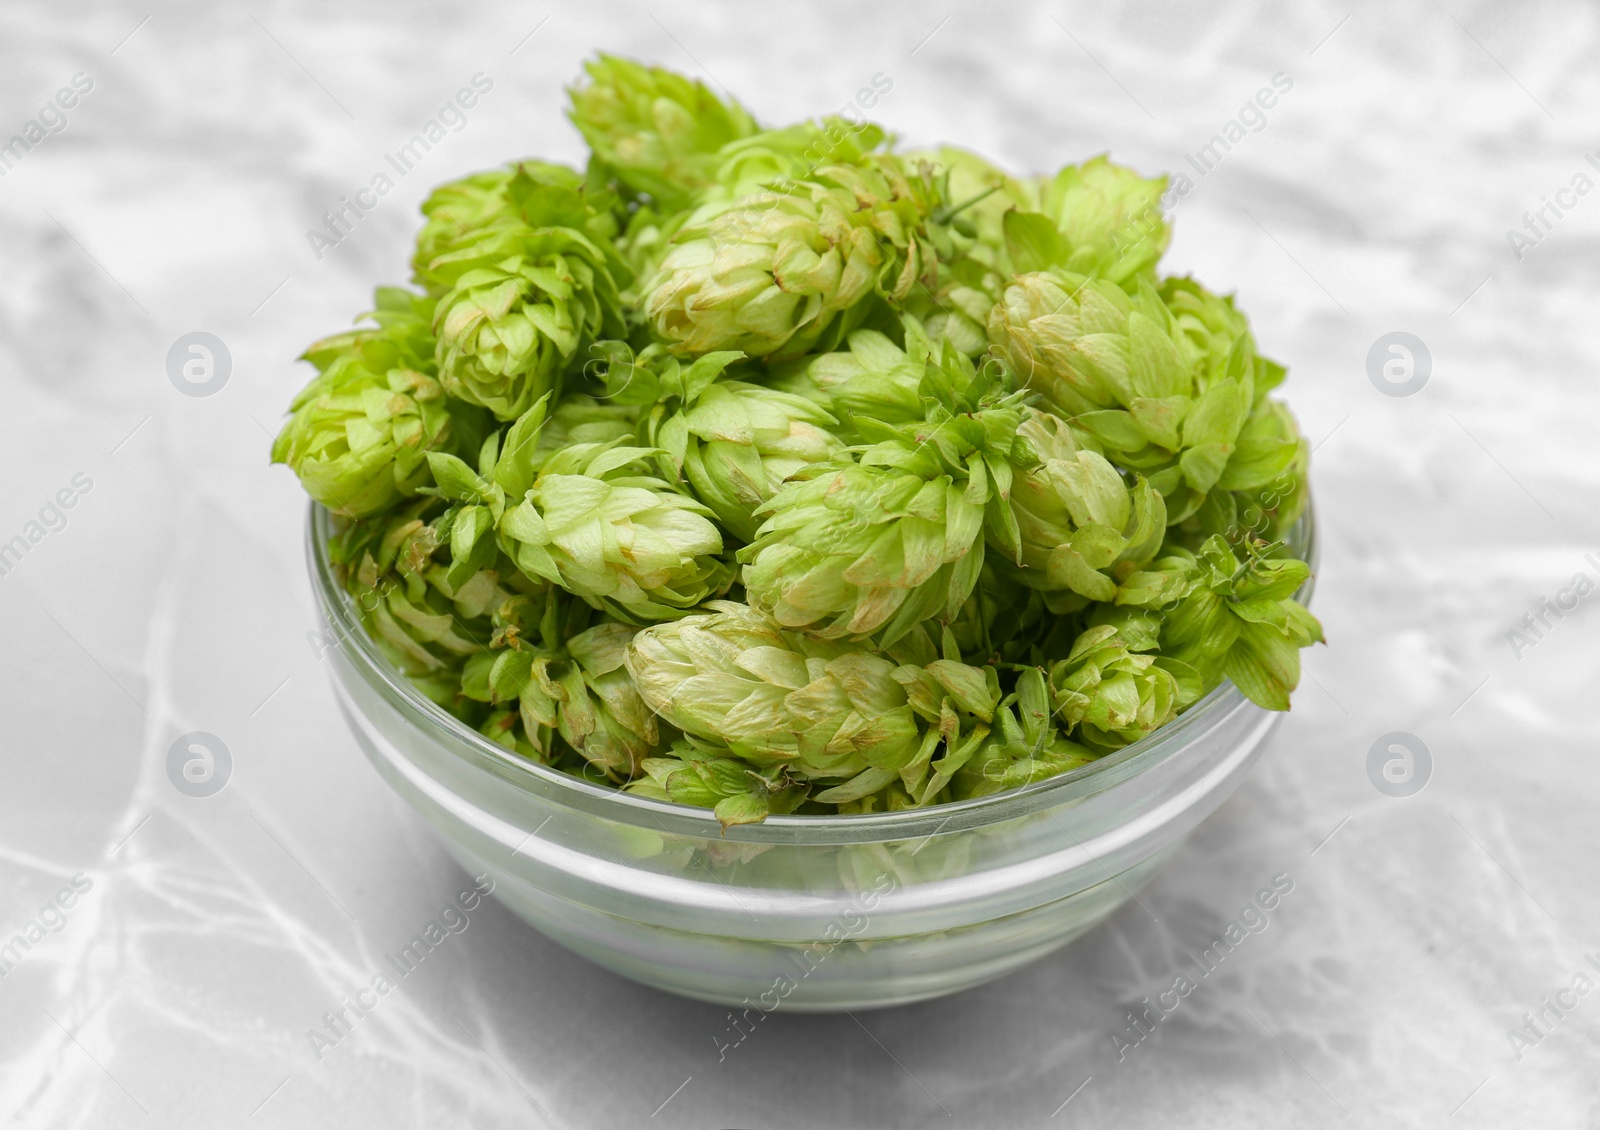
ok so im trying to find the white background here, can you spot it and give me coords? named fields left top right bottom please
left=1, top=1, right=1596, bottom=1126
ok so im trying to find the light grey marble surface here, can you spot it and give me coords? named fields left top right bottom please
left=2, top=1, right=1597, bottom=1126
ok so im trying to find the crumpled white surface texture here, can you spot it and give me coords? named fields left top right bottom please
left=1, top=1, right=1596, bottom=1126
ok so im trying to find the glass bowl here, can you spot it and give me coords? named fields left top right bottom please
left=307, top=505, right=1314, bottom=1012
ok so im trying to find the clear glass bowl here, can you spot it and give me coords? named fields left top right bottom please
left=308, top=505, right=1314, bottom=1011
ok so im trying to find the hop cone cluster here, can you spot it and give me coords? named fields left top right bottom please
left=275, top=55, right=1322, bottom=826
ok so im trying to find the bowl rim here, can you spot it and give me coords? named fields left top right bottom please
left=307, top=500, right=1315, bottom=840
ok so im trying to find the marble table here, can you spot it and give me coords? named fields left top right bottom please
left=2, top=1, right=1596, bottom=1125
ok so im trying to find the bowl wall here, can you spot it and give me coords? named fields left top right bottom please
left=311, top=506, right=1304, bottom=1010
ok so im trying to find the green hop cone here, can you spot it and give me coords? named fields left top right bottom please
left=273, top=289, right=458, bottom=518
left=740, top=349, right=1037, bottom=643
left=627, top=600, right=891, bottom=779
left=416, top=166, right=629, bottom=421
left=1045, top=625, right=1199, bottom=753
left=989, top=270, right=1278, bottom=524
left=464, top=610, right=661, bottom=777
left=624, top=345, right=851, bottom=537
left=501, top=446, right=730, bottom=621
left=706, top=118, right=886, bottom=200
left=329, top=503, right=509, bottom=708
left=1171, top=397, right=1309, bottom=548
left=1123, top=535, right=1323, bottom=710
left=1155, top=275, right=1305, bottom=538
left=413, top=161, right=621, bottom=287
left=987, top=269, right=1184, bottom=416
left=893, top=148, right=1039, bottom=357
left=952, top=667, right=1097, bottom=799
left=413, top=167, right=520, bottom=280
left=604, top=119, right=887, bottom=305
left=765, top=318, right=939, bottom=441
left=999, top=155, right=1170, bottom=284
left=625, top=601, right=1000, bottom=812
left=1001, top=408, right=1166, bottom=608
left=907, top=146, right=1040, bottom=268
left=533, top=392, right=642, bottom=458
left=299, top=285, right=438, bottom=372
left=568, top=53, right=759, bottom=210
left=642, top=157, right=938, bottom=360
left=603, top=344, right=846, bottom=542
left=628, top=738, right=810, bottom=829
left=1162, top=276, right=1268, bottom=388
left=677, top=382, right=842, bottom=542
left=429, top=398, right=734, bottom=623
left=1236, top=405, right=1309, bottom=543
left=428, top=228, right=626, bottom=420
left=1105, top=541, right=1202, bottom=610
left=558, top=621, right=663, bottom=774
